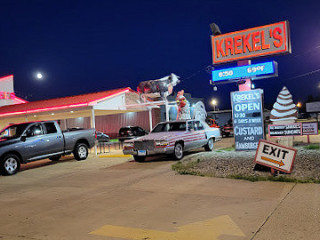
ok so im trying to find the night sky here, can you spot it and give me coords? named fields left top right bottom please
left=1, top=0, right=320, bottom=110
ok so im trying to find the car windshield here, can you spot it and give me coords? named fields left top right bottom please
left=152, top=122, right=186, bottom=133
left=0, top=123, right=30, bottom=139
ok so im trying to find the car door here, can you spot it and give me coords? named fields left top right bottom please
left=188, top=120, right=206, bottom=149
left=185, top=121, right=196, bottom=150
left=22, top=123, right=47, bottom=160
left=42, top=122, right=65, bottom=155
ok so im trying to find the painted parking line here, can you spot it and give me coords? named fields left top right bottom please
left=90, top=215, right=245, bottom=240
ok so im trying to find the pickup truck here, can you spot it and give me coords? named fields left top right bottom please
left=0, top=121, right=96, bottom=175
left=123, top=119, right=221, bottom=162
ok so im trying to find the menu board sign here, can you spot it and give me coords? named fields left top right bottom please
left=231, top=89, right=264, bottom=150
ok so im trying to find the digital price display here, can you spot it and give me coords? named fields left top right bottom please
left=212, top=61, right=277, bottom=83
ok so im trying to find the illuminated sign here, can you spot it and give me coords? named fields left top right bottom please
left=231, top=89, right=264, bottom=151
left=211, top=21, right=291, bottom=64
left=212, top=61, right=277, bottom=82
left=0, top=92, right=15, bottom=100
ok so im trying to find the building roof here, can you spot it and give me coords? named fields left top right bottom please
left=0, top=87, right=133, bottom=117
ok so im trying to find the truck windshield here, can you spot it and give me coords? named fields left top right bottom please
left=0, top=123, right=30, bottom=139
left=152, top=122, right=186, bottom=133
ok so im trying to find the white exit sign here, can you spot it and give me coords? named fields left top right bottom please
left=254, top=140, right=297, bottom=173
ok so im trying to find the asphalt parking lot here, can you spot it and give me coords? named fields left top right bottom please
left=0, top=142, right=319, bottom=240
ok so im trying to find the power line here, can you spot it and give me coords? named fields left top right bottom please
left=182, top=44, right=320, bottom=82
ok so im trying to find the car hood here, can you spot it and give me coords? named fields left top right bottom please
left=0, top=138, right=20, bottom=148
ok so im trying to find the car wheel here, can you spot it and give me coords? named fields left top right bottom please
left=74, top=143, right=88, bottom=161
left=0, top=154, right=20, bottom=176
left=205, top=138, right=214, bottom=151
left=49, top=155, right=61, bottom=161
left=174, top=143, right=184, bottom=160
left=134, top=156, right=146, bottom=162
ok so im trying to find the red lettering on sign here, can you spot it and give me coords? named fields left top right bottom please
left=261, top=31, right=270, bottom=50
left=215, top=39, right=225, bottom=58
left=234, top=35, right=242, bottom=54
left=273, top=27, right=283, bottom=48
left=252, top=31, right=261, bottom=51
left=243, top=33, right=252, bottom=53
left=225, top=37, right=234, bottom=56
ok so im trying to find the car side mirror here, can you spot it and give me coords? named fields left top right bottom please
left=21, top=135, right=27, bottom=142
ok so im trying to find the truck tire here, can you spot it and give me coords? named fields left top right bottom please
left=49, top=155, right=61, bottom=161
left=0, top=154, right=21, bottom=176
left=73, top=143, right=88, bottom=161
left=204, top=138, right=214, bottom=151
left=134, top=156, right=146, bottom=162
left=174, top=143, right=184, bottom=160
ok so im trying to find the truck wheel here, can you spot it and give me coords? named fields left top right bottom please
left=49, top=155, right=61, bottom=161
left=0, top=154, right=20, bottom=176
left=134, top=156, right=146, bottom=162
left=205, top=138, right=214, bottom=151
left=174, top=143, right=184, bottom=160
left=74, top=143, right=88, bottom=161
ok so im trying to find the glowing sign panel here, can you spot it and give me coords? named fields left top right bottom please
left=211, top=21, right=291, bottom=64
left=212, top=61, right=277, bottom=82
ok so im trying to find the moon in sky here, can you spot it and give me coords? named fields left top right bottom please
left=36, top=73, right=43, bottom=79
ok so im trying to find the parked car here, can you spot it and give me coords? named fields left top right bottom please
left=123, top=119, right=221, bottom=162
left=221, top=119, right=234, bottom=137
left=0, top=121, right=96, bottom=176
left=118, top=126, right=147, bottom=142
left=96, top=131, right=110, bottom=142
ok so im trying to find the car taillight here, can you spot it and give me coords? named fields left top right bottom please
left=95, top=131, right=97, bottom=139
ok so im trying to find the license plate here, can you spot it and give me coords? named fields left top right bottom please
left=137, top=150, right=146, bottom=156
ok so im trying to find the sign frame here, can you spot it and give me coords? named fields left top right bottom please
left=211, top=21, right=291, bottom=65
left=268, top=123, right=302, bottom=138
left=254, top=139, right=297, bottom=174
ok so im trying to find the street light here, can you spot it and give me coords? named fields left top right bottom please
left=211, top=99, right=218, bottom=111
left=296, top=102, right=302, bottom=108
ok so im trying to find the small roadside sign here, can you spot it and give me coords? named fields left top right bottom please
left=254, top=140, right=297, bottom=173
left=268, top=123, right=302, bottom=137
left=302, top=122, right=318, bottom=135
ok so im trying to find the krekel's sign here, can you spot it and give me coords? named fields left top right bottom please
left=211, top=21, right=291, bottom=64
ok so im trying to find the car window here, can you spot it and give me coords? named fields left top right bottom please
left=152, top=123, right=168, bottom=133
left=198, top=122, right=204, bottom=130
left=44, top=122, right=57, bottom=134
left=168, top=122, right=186, bottom=131
left=187, top=121, right=194, bottom=131
left=194, top=121, right=204, bottom=131
left=25, top=124, right=44, bottom=137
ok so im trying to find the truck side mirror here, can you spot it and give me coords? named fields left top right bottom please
left=21, top=135, right=27, bottom=142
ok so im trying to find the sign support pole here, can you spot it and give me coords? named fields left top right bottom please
left=165, top=97, right=170, bottom=121
left=237, top=60, right=252, bottom=91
